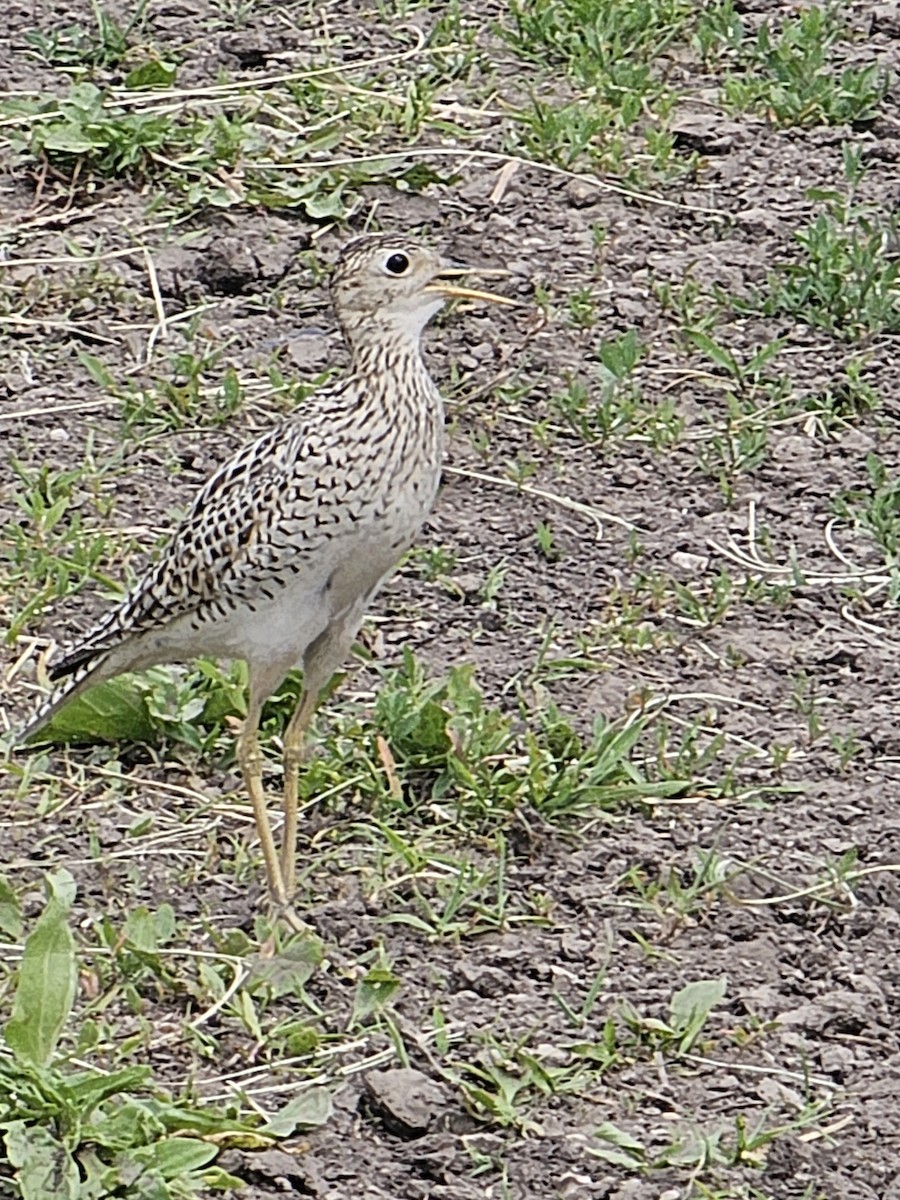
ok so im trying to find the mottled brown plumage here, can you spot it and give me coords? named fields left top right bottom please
left=19, top=233, right=512, bottom=920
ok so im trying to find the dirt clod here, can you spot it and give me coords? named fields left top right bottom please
left=362, top=1068, right=449, bottom=1138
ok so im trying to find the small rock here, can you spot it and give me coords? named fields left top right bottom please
left=670, top=114, right=744, bottom=154
left=445, top=572, right=481, bottom=600
left=735, top=206, right=783, bottom=234
left=819, top=1043, right=855, bottom=1080
left=219, top=34, right=272, bottom=68
left=362, top=1068, right=447, bottom=1138
left=771, top=434, right=816, bottom=462
left=559, top=1172, right=597, bottom=1196
left=758, top=1075, right=804, bottom=1109
left=671, top=550, right=709, bottom=573
left=565, top=180, right=605, bottom=208
left=218, top=1147, right=325, bottom=1195
left=198, top=239, right=260, bottom=295
left=611, top=1180, right=647, bottom=1199
left=455, top=961, right=510, bottom=997
left=871, top=4, right=900, bottom=37
left=285, top=334, right=333, bottom=370
left=534, top=1042, right=570, bottom=1067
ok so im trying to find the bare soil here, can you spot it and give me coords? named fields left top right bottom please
left=3, top=3, right=900, bottom=1199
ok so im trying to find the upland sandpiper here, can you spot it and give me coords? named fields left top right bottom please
left=19, top=234, right=513, bottom=917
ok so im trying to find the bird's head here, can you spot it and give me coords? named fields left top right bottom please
left=329, top=233, right=513, bottom=348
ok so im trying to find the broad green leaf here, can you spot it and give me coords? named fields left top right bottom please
left=249, top=934, right=322, bottom=998
left=670, top=977, right=727, bottom=1052
left=685, top=328, right=737, bottom=374
left=76, top=350, right=116, bottom=389
left=122, top=905, right=175, bottom=952
left=260, top=1087, right=332, bottom=1137
left=5, top=869, right=77, bottom=1066
left=136, top=1099, right=259, bottom=1138
left=351, top=965, right=401, bottom=1024
left=201, top=1166, right=246, bottom=1189
left=4, top=1121, right=81, bottom=1200
left=301, top=190, right=346, bottom=220
left=64, top=82, right=103, bottom=115
left=37, top=677, right=156, bottom=743
left=66, top=1064, right=152, bottom=1117
left=585, top=1121, right=646, bottom=1166
left=78, top=1145, right=120, bottom=1195
left=132, top=1136, right=218, bottom=1179
left=40, top=125, right=98, bottom=154
left=124, top=60, right=177, bottom=89
left=83, top=1095, right=163, bottom=1154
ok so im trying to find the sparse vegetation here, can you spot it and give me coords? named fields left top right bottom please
left=0, top=1, right=894, bottom=1197
left=754, top=154, right=900, bottom=339
left=705, top=2, right=889, bottom=127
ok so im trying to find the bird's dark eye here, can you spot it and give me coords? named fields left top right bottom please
left=384, top=252, right=410, bottom=276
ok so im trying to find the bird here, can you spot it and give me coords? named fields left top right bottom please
left=17, top=233, right=514, bottom=923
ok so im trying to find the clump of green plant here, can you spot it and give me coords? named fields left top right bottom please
left=549, top=330, right=682, bottom=450
left=0, top=871, right=334, bottom=1199
left=2, top=455, right=127, bottom=641
left=506, top=95, right=620, bottom=171
left=1, top=81, right=341, bottom=215
left=834, top=453, right=900, bottom=569
left=37, top=647, right=687, bottom=829
left=687, top=332, right=790, bottom=499
left=753, top=148, right=900, bottom=340
left=801, top=356, right=881, bottom=432
left=0, top=872, right=235, bottom=1199
left=24, top=0, right=153, bottom=72
left=503, top=0, right=692, bottom=95
left=698, top=1, right=887, bottom=127
left=4, top=83, right=176, bottom=177
left=501, top=0, right=692, bottom=172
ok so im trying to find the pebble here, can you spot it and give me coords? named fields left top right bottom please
left=362, top=1068, right=447, bottom=1138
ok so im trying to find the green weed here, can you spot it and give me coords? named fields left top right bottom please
left=499, top=0, right=697, bottom=177
left=24, top=0, right=153, bottom=72
left=123, top=354, right=243, bottom=433
left=706, top=3, right=888, bottom=127
left=687, top=332, right=791, bottom=498
left=0, top=870, right=331, bottom=1200
left=503, top=0, right=692, bottom=95
left=801, top=355, right=881, bottom=433
left=549, top=331, right=682, bottom=450
left=754, top=185, right=900, bottom=339
left=614, top=848, right=737, bottom=919
left=2, top=454, right=128, bottom=640
left=6, top=83, right=176, bottom=177
left=834, top=453, right=900, bottom=570
left=453, top=1035, right=599, bottom=1132
left=587, top=1104, right=831, bottom=1179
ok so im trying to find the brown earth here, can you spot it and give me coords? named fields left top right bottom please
left=3, top=2, right=900, bottom=1199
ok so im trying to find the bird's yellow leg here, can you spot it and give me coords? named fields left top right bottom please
left=237, top=697, right=289, bottom=908
left=280, top=686, right=319, bottom=897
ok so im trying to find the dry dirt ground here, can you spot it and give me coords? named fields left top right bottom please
left=3, top=2, right=900, bottom=1199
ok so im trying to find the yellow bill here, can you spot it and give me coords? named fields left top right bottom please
left=426, top=276, right=517, bottom=306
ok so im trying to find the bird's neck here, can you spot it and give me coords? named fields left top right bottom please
left=348, top=331, right=444, bottom=458
left=348, top=331, right=429, bottom=381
